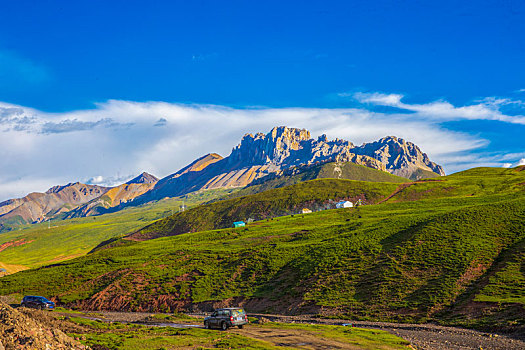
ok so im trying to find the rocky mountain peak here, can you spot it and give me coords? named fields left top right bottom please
left=230, top=126, right=314, bottom=165
left=225, top=126, right=443, bottom=179
left=354, top=136, right=445, bottom=177
left=126, top=172, right=159, bottom=185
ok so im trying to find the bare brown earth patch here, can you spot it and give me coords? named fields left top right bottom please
left=0, top=302, right=87, bottom=349
left=234, top=326, right=371, bottom=349
left=455, top=261, right=488, bottom=293
left=0, top=239, right=34, bottom=252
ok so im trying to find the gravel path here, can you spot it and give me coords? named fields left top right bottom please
left=79, top=311, right=525, bottom=350
left=247, top=313, right=525, bottom=350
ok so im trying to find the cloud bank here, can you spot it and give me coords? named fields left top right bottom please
left=0, top=93, right=523, bottom=201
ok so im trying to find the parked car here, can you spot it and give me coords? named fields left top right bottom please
left=21, top=296, right=55, bottom=310
left=204, top=308, right=248, bottom=330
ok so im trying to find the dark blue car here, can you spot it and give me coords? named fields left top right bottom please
left=21, top=296, right=55, bottom=310
left=204, top=308, right=248, bottom=330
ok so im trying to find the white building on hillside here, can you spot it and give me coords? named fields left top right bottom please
left=336, top=200, right=353, bottom=209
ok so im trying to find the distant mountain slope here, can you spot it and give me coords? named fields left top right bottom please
left=65, top=172, right=159, bottom=217
left=0, top=173, right=159, bottom=228
left=0, top=183, right=109, bottom=225
left=225, top=161, right=410, bottom=199
left=140, top=126, right=443, bottom=202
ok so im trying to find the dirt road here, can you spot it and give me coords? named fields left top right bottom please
left=85, top=311, right=525, bottom=350
left=247, top=313, right=525, bottom=350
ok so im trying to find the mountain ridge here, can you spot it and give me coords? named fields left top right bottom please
left=0, top=175, right=158, bottom=227
left=140, top=126, right=443, bottom=202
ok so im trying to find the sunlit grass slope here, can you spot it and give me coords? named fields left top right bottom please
left=0, top=189, right=235, bottom=268
left=132, top=178, right=401, bottom=240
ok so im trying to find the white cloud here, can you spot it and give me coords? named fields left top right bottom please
left=0, top=93, right=521, bottom=201
left=352, top=92, right=525, bottom=124
left=352, top=92, right=404, bottom=106
left=518, top=158, right=525, bottom=166
left=502, top=163, right=513, bottom=168
left=87, top=176, right=105, bottom=184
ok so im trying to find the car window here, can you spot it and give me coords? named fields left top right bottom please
left=231, top=309, right=246, bottom=317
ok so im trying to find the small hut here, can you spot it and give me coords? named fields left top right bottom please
left=301, top=208, right=312, bottom=214
left=233, top=221, right=246, bottom=228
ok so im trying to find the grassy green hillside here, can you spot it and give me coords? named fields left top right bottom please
left=130, top=178, right=401, bottom=240
left=1, top=167, right=524, bottom=332
left=0, top=189, right=235, bottom=271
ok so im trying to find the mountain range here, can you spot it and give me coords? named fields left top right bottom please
left=0, top=126, right=444, bottom=227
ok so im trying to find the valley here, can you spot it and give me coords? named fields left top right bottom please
left=0, top=167, right=523, bottom=338
left=0, top=128, right=523, bottom=349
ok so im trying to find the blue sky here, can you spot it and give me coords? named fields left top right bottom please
left=0, top=0, right=524, bottom=200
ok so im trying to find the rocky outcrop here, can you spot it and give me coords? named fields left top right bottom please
left=227, top=128, right=385, bottom=170
left=0, top=302, right=87, bottom=349
left=352, top=136, right=445, bottom=178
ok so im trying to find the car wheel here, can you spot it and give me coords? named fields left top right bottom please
left=20, top=303, right=26, bottom=308
left=221, top=322, right=228, bottom=331
left=238, top=325, right=244, bottom=329
left=204, top=321, right=210, bottom=329
left=38, top=304, right=44, bottom=310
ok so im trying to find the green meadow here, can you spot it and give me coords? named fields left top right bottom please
left=0, top=189, right=235, bottom=270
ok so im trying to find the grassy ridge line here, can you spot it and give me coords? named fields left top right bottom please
left=386, top=166, right=525, bottom=203
left=225, top=161, right=410, bottom=199
left=0, top=173, right=523, bottom=330
left=131, top=178, right=402, bottom=240
left=0, top=189, right=235, bottom=268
